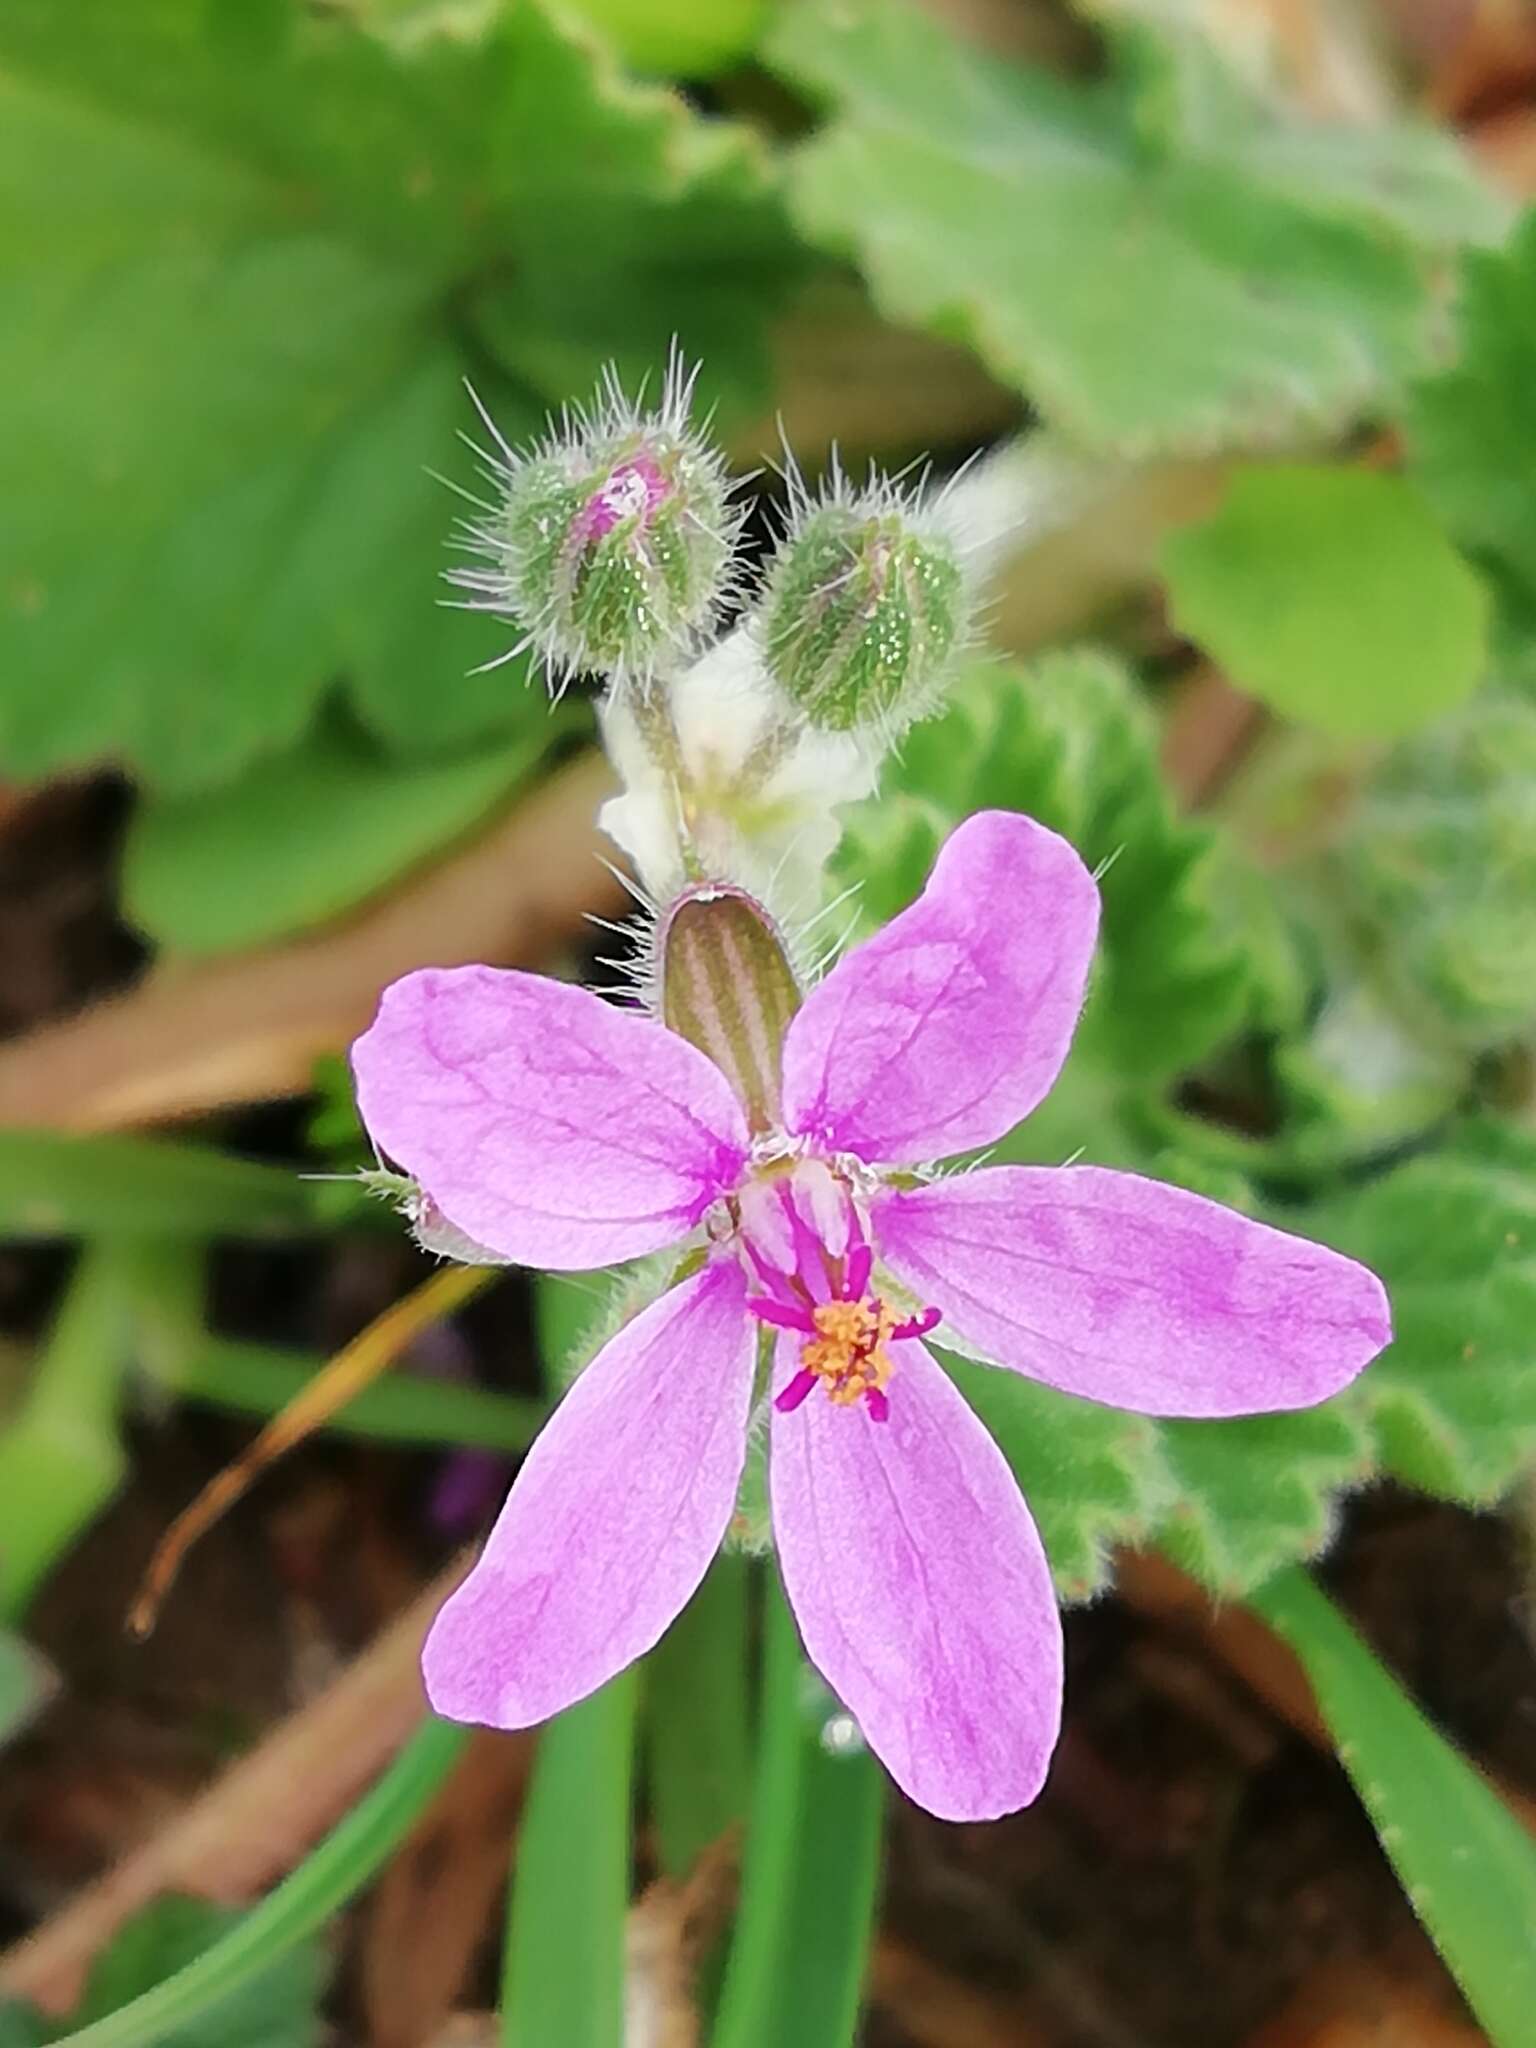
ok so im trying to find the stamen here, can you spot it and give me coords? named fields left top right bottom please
left=782, top=1182, right=834, bottom=1301
left=775, top=1368, right=818, bottom=1414
left=843, top=1236, right=873, bottom=1302
left=748, top=1296, right=816, bottom=1334
left=891, top=1306, right=942, bottom=1341
left=742, top=1232, right=800, bottom=1306
left=736, top=1163, right=935, bottom=1420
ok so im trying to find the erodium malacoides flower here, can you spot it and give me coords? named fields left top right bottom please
left=352, top=810, right=1390, bottom=1822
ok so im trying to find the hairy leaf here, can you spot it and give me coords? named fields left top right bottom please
left=0, top=0, right=789, bottom=788
left=837, top=652, right=1298, bottom=1084
left=1408, top=209, right=1536, bottom=631
left=1310, top=1120, right=1536, bottom=1505
left=766, top=0, right=1500, bottom=454
left=943, top=1353, right=1172, bottom=1603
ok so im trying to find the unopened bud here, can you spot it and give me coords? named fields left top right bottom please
left=760, top=490, right=967, bottom=734
left=659, top=881, right=800, bottom=1132
left=449, top=359, right=738, bottom=686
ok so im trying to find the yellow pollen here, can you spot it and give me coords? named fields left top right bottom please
left=800, top=1296, right=899, bottom=1406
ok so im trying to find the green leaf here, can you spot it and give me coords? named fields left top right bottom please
left=68, top=1897, right=326, bottom=2048
left=712, top=1577, right=883, bottom=2048
left=500, top=1674, right=638, bottom=2048
left=172, top=1338, right=543, bottom=1452
left=836, top=658, right=1536, bottom=1593
left=766, top=0, right=1496, bottom=454
left=0, top=1131, right=319, bottom=1242
left=1408, top=208, right=1536, bottom=630
left=0, top=0, right=790, bottom=788
left=943, top=1352, right=1170, bottom=1603
left=560, top=0, right=769, bottom=77
left=123, top=711, right=567, bottom=956
left=645, top=1552, right=752, bottom=1877
left=1307, top=1120, right=1536, bottom=1505
left=1091, top=5, right=1507, bottom=249
left=1163, top=466, right=1489, bottom=737
left=837, top=652, right=1294, bottom=1083
left=1154, top=1405, right=1373, bottom=1594
left=1325, top=686, right=1536, bottom=1051
left=1252, top=1567, right=1536, bottom=2048
left=48, top=1716, right=467, bottom=2048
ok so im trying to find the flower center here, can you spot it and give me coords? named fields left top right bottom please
left=736, top=1160, right=939, bottom=1422
left=800, top=1295, right=900, bottom=1409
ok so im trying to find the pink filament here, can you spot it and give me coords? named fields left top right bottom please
left=774, top=1368, right=818, bottom=1414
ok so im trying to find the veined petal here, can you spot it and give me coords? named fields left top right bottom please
left=769, top=1337, right=1062, bottom=1822
left=423, top=1261, right=754, bottom=1729
left=876, top=1166, right=1392, bottom=1417
left=781, top=811, right=1099, bottom=1166
left=352, top=966, right=749, bottom=1269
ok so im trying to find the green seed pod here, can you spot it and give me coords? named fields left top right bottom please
left=1341, top=688, right=1536, bottom=1048
left=449, top=360, right=738, bottom=688
left=759, top=490, right=967, bottom=735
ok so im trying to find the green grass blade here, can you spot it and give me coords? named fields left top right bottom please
left=1251, top=1566, right=1536, bottom=2047
left=646, top=1551, right=753, bottom=1880
left=0, top=1132, right=323, bottom=1240
left=49, top=1715, right=468, bottom=2048
left=500, top=1673, right=639, bottom=2048
left=0, top=1246, right=132, bottom=1619
left=711, top=1577, right=884, bottom=2048
left=178, top=1339, right=544, bottom=1451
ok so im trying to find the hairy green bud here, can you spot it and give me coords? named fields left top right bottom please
left=449, top=358, right=738, bottom=688
left=759, top=487, right=967, bottom=734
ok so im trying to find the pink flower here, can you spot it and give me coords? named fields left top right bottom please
left=351, top=812, right=1390, bottom=1821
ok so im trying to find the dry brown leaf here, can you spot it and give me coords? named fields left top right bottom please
left=425, top=2016, right=497, bottom=2048
left=1242, top=1940, right=1486, bottom=2048
left=360, top=1728, right=533, bottom=2048
left=871, top=1936, right=1053, bottom=2048
left=1472, top=102, right=1536, bottom=192
left=1115, top=1549, right=1536, bottom=1837
left=0, top=1558, right=468, bottom=2016
left=623, top=1839, right=739, bottom=2048
left=728, top=281, right=1021, bottom=471
left=131, top=1265, right=495, bottom=1638
left=1422, top=0, right=1536, bottom=119
left=0, top=751, right=620, bottom=1130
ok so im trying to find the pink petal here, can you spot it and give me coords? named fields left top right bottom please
left=769, top=1337, right=1063, bottom=1821
left=875, top=1166, right=1392, bottom=1417
left=781, top=811, right=1099, bottom=1165
left=352, top=967, right=749, bottom=1269
left=423, top=1261, right=754, bottom=1728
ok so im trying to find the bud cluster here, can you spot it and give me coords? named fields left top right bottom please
left=448, top=353, right=980, bottom=915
